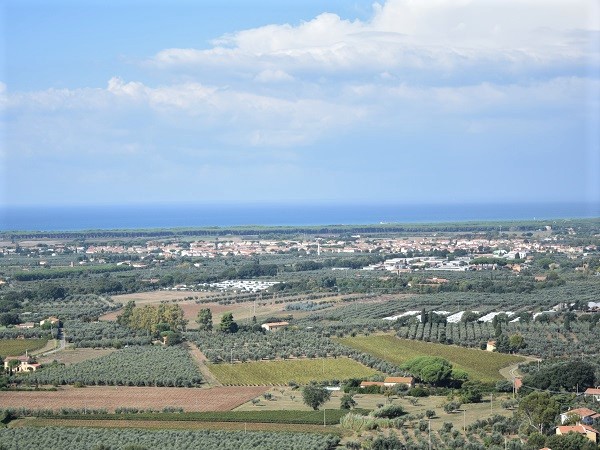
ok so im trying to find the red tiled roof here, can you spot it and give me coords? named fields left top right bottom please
left=557, top=424, right=599, bottom=435
left=563, top=407, right=599, bottom=418
left=384, top=377, right=414, bottom=383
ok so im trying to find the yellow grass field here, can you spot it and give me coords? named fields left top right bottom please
left=335, top=334, right=525, bottom=382
left=0, top=338, right=48, bottom=358
left=208, top=357, right=381, bottom=385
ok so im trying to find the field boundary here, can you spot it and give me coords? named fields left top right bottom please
left=9, top=417, right=347, bottom=435
left=186, top=342, right=222, bottom=387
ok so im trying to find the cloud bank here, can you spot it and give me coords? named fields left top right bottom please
left=3, top=0, right=599, bottom=205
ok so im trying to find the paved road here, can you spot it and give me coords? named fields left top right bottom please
left=499, top=355, right=541, bottom=381
left=40, top=328, right=66, bottom=356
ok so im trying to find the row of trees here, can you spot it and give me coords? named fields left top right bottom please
left=117, top=302, right=186, bottom=334
left=26, top=345, right=202, bottom=387
left=0, top=427, right=340, bottom=450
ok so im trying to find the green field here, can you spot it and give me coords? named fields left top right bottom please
left=336, top=335, right=525, bottom=382
left=25, top=409, right=362, bottom=425
left=207, top=357, right=381, bottom=385
left=0, top=338, right=49, bottom=357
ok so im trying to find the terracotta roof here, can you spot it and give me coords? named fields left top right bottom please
left=557, top=424, right=599, bottom=435
left=563, top=407, right=599, bottom=418
left=384, top=377, right=414, bottom=383
left=585, top=388, right=600, bottom=395
left=360, top=381, right=385, bottom=387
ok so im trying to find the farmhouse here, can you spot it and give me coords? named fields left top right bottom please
left=261, top=321, right=289, bottom=332
left=556, top=424, right=599, bottom=443
left=16, top=322, right=35, bottom=329
left=3, top=355, right=41, bottom=372
left=560, top=407, right=600, bottom=425
left=486, top=340, right=497, bottom=352
left=40, top=316, right=60, bottom=327
left=584, top=388, right=600, bottom=402
left=384, top=376, right=415, bottom=388
left=360, top=381, right=385, bottom=388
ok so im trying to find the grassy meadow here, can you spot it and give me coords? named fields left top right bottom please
left=0, top=338, right=49, bottom=358
left=207, top=357, right=380, bottom=385
left=336, top=334, right=525, bottom=382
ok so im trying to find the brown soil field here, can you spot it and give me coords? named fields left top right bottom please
left=110, top=291, right=213, bottom=306
left=0, top=386, right=268, bottom=412
left=38, top=348, right=116, bottom=366
left=103, top=291, right=409, bottom=326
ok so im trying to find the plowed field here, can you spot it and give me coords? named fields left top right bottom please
left=0, top=386, right=267, bottom=412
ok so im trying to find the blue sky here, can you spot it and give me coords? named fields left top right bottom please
left=1, top=0, right=599, bottom=207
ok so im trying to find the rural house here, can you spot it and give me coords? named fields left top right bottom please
left=560, top=407, right=600, bottom=425
left=40, top=316, right=60, bottom=327
left=360, top=381, right=385, bottom=388
left=3, top=355, right=41, bottom=372
left=584, top=388, right=600, bottom=402
left=383, top=376, right=415, bottom=388
left=555, top=424, right=599, bottom=443
left=261, top=321, right=289, bottom=332
left=486, top=340, right=497, bottom=352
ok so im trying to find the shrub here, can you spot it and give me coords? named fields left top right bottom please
left=371, top=404, right=405, bottom=419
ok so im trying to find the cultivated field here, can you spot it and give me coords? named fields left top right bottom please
left=103, top=292, right=290, bottom=326
left=336, top=334, right=525, bottom=382
left=0, top=338, right=48, bottom=357
left=10, top=418, right=345, bottom=435
left=207, top=357, right=380, bottom=385
left=37, top=348, right=116, bottom=366
left=0, top=386, right=268, bottom=412
left=110, top=291, right=214, bottom=306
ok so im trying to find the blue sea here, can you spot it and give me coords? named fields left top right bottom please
left=0, top=202, right=599, bottom=232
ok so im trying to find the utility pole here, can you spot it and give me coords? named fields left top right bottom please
left=323, top=408, right=326, bottom=427
left=490, top=393, right=493, bottom=415
left=428, top=419, right=431, bottom=450
left=463, top=409, right=466, bottom=432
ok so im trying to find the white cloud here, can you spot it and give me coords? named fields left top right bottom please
left=254, top=69, right=295, bottom=83
left=147, top=0, right=599, bottom=83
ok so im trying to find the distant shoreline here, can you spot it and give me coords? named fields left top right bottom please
left=1, top=202, right=598, bottom=234
left=0, top=216, right=598, bottom=239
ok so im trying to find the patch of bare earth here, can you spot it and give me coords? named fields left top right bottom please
left=37, top=348, right=117, bottom=366
left=110, top=291, right=214, bottom=305
left=186, top=342, right=222, bottom=387
left=0, top=386, right=268, bottom=412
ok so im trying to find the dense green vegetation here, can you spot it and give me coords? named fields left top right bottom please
left=187, top=329, right=400, bottom=374
left=1, top=408, right=358, bottom=425
left=64, top=320, right=152, bottom=348
left=0, top=427, right=341, bottom=450
left=25, top=345, right=202, bottom=387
